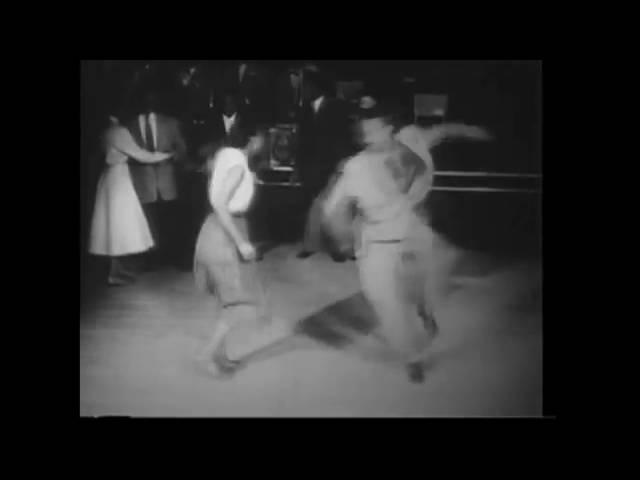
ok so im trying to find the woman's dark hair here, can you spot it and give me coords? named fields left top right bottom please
left=227, top=121, right=267, bottom=149
left=205, top=123, right=268, bottom=174
left=227, top=132, right=249, bottom=148
left=246, top=124, right=269, bottom=171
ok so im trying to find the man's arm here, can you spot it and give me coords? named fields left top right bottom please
left=323, top=161, right=353, bottom=221
left=405, top=165, right=433, bottom=208
left=422, top=123, right=492, bottom=150
left=321, top=160, right=360, bottom=254
left=332, top=102, right=358, bottom=160
left=396, top=144, right=433, bottom=207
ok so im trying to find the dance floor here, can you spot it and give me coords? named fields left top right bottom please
left=79, top=235, right=542, bottom=417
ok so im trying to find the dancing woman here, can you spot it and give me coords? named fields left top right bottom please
left=194, top=126, right=289, bottom=378
left=88, top=120, right=173, bottom=285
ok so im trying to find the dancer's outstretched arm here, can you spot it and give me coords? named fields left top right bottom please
left=423, top=123, right=492, bottom=150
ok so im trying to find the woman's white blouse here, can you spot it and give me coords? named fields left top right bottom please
left=209, top=147, right=255, bottom=215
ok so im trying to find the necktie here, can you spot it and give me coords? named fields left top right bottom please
left=145, top=115, right=155, bottom=152
left=226, top=115, right=235, bottom=135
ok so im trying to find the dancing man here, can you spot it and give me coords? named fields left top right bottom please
left=323, top=101, right=493, bottom=382
left=322, top=102, right=441, bottom=382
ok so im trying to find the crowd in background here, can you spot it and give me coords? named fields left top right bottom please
left=81, top=60, right=542, bottom=283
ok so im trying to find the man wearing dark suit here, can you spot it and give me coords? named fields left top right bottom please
left=275, top=68, right=302, bottom=122
left=127, top=92, right=187, bottom=269
left=198, top=91, right=250, bottom=157
left=296, top=69, right=357, bottom=259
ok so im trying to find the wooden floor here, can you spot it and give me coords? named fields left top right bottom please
left=80, top=237, right=542, bottom=417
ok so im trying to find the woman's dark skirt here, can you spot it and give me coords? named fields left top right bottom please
left=194, top=213, right=265, bottom=309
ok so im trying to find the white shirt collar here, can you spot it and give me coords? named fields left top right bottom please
left=223, top=112, right=237, bottom=134
left=312, top=96, right=325, bottom=113
left=139, top=112, right=158, bottom=150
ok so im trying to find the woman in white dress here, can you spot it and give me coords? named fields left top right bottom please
left=89, top=120, right=173, bottom=285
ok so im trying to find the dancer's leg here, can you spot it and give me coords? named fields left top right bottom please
left=108, top=257, right=134, bottom=285
left=359, top=243, right=433, bottom=381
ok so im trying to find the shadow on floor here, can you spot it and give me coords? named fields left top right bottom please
left=241, top=249, right=542, bottom=367
left=80, top=255, right=107, bottom=316
left=239, top=293, right=378, bottom=366
left=294, top=292, right=378, bottom=348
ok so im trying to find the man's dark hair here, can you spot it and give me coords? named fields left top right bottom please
left=222, top=89, right=240, bottom=102
left=142, top=90, right=163, bottom=112
left=127, top=87, right=166, bottom=117
left=303, top=69, right=332, bottom=96
left=359, top=99, right=403, bottom=127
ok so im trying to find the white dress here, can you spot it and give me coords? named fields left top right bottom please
left=88, top=127, right=157, bottom=256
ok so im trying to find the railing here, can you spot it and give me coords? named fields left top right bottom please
left=256, top=179, right=302, bottom=187
left=432, top=171, right=541, bottom=193
left=435, top=171, right=541, bottom=178
left=256, top=171, right=542, bottom=193
left=430, top=186, right=540, bottom=193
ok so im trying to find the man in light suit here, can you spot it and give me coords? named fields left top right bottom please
left=127, top=91, right=187, bottom=269
left=322, top=102, right=437, bottom=383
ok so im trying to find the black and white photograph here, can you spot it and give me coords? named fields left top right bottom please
left=80, top=60, right=543, bottom=417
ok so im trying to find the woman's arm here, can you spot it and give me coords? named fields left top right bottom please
left=210, top=165, right=249, bottom=251
left=105, top=127, right=172, bottom=163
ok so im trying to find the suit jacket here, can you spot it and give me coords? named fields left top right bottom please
left=298, top=97, right=356, bottom=195
left=218, top=62, right=274, bottom=124
left=127, top=112, right=187, bottom=204
left=275, top=71, right=302, bottom=121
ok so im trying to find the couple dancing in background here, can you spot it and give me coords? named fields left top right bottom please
left=88, top=93, right=186, bottom=285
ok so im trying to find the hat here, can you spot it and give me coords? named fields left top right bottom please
left=359, top=96, right=377, bottom=109
left=357, top=98, right=402, bottom=122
